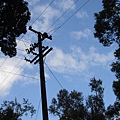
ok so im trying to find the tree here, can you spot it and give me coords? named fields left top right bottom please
left=0, top=0, right=31, bottom=57
left=0, top=98, right=36, bottom=120
left=94, top=0, right=120, bottom=79
left=49, top=78, right=107, bottom=120
left=111, top=47, right=120, bottom=83
left=94, top=0, right=120, bottom=47
left=106, top=100, right=120, bottom=120
left=105, top=80, right=120, bottom=120
left=86, top=78, right=105, bottom=120
left=49, top=78, right=120, bottom=119
left=94, top=0, right=120, bottom=107
left=112, top=80, right=120, bottom=100
left=49, top=89, right=88, bottom=120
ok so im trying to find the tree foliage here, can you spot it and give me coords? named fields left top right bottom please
left=106, top=100, right=120, bottom=120
left=49, top=78, right=107, bottom=120
left=49, top=89, right=88, bottom=120
left=112, top=80, right=120, bottom=100
left=94, top=0, right=120, bottom=102
left=0, top=98, right=36, bottom=120
left=0, top=0, right=31, bottom=57
left=94, top=0, right=120, bottom=47
left=111, top=47, right=120, bottom=81
left=86, top=78, right=105, bottom=120
left=49, top=78, right=120, bottom=119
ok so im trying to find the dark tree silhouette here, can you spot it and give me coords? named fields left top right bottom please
left=86, top=78, right=105, bottom=120
left=0, top=98, right=36, bottom=120
left=112, top=80, right=120, bottom=100
left=111, top=47, right=120, bottom=81
left=94, top=0, right=120, bottom=47
left=94, top=0, right=120, bottom=103
left=49, top=89, right=88, bottom=120
left=106, top=100, right=120, bottom=120
left=0, top=0, right=31, bottom=57
left=49, top=78, right=107, bottom=120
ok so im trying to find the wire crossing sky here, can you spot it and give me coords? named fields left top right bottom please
left=0, top=0, right=116, bottom=120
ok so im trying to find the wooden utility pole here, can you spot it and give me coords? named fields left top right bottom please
left=25, top=26, right=52, bottom=120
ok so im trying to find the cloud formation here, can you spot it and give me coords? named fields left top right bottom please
left=0, top=57, right=24, bottom=97
left=46, top=46, right=114, bottom=75
left=30, top=4, right=60, bottom=32
left=71, top=29, right=92, bottom=40
left=0, top=40, right=33, bottom=97
left=54, top=0, right=76, bottom=11
left=76, top=10, right=88, bottom=19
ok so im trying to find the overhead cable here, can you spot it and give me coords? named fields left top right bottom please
left=45, top=62, right=64, bottom=89
left=46, top=0, right=79, bottom=32
left=51, top=0, right=90, bottom=35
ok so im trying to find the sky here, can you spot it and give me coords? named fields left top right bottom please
left=0, top=0, right=118, bottom=120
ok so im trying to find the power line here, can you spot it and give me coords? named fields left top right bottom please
left=17, top=84, right=35, bottom=98
left=13, top=0, right=56, bottom=49
left=16, top=0, right=55, bottom=47
left=0, top=54, right=26, bottom=65
left=46, top=0, right=79, bottom=32
left=0, top=58, right=7, bottom=67
left=45, top=62, right=64, bottom=89
left=35, top=99, right=41, bottom=120
left=0, top=61, right=27, bottom=92
left=18, top=34, right=28, bottom=47
left=0, top=0, right=40, bottom=90
left=51, top=0, right=90, bottom=35
left=30, top=0, right=55, bottom=26
left=0, top=69, right=39, bottom=80
left=0, top=0, right=90, bottom=99
left=0, top=59, right=22, bottom=87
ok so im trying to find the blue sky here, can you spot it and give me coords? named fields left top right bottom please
left=0, top=0, right=117, bottom=120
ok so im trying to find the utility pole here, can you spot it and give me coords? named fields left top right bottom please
left=25, top=26, right=52, bottom=120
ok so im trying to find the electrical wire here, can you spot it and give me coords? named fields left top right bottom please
left=35, top=99, right=41, bottom=120
left=0, top=59, right=22, bottom=86
left=30, top=0, right=55, bottom=26
left=45, top=62, right=64, bottom=89
left=50, top=0, right=90, bottom=35
left=13, top=0, right=56, bottom=47
left=0, top=53, right=26, bottom=63
left=0, top=0, right=90, bottom=98
left=0, top=58, right=7, bottom=67
left=18, top=34, right=28, bottom=47
left=17, top=84, right=35, bottom=98
left=46, top=0, right=79, bottom=32
left=0, top=69, right=39, bottom=80
left=0, top=61, right=27, bottom=92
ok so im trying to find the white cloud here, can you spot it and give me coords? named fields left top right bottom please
left=76, top=10, right=88, bottom=19
left=27, top=0, right=39, bottom=6
left=46, top=46, right=114, bottom=75
left=0, top=39, right=34, bottom=97
left=0, top=58, right=24, bottom=97
left=46, top=47, right=87, bottom=73
left=31, top=4, right=60, bottom=32
left=71, top=29, right=92, bottom=40
left=54, top=0, right=76, bottom=11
